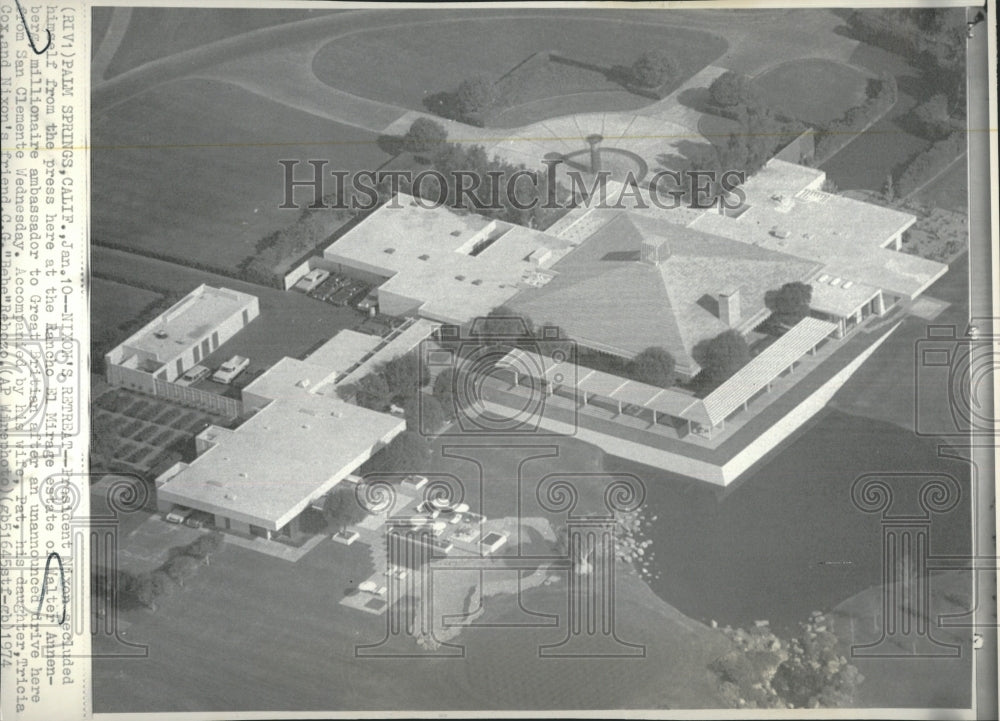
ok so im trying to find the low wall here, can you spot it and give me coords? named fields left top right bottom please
left=281, top=257, right=313, bottom=291
left=152, top=379, right=242, bottom=417
left=719, top=322, right=898, bottom=483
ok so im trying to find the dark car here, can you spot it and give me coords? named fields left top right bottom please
left=184, top=510, right=214, bottom=529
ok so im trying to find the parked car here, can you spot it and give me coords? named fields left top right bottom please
left=212, top=355, right=250, bottom=384
left=184, top=510, right=214, bottom=529
left=356, top=290, right=379, bottom=312
left=165, top=506, right=193, bottom=524
left=328, top=285, right=357, bottom=306
left=175, top=364, right=210, bottom=387
left=293, top=268, right=330, bottom=293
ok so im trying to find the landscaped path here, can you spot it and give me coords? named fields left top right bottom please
left=91, top=7, right=133, bottom=83
left=92, top=7, right=868, bottom=174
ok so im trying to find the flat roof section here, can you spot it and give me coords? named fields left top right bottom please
left=126, top=285, right=257, bottom=362
left=688, top=160, right=945, bottom=299
left=241, top=357, right=339, bottom=402
left=304, top=330, right=382, bottom=377
left=324, top=193, right=573, bottom=324
left=336, top=318, right=441, bottom=388
left=156, top=394, right=405, bottom=531
left=809, top=275, right=881, bottom=318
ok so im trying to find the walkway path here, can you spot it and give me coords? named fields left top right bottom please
left=91, top=7, right=133, bottom=83
left=92, top=7, right=866, bottom=175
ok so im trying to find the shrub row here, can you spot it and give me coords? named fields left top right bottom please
left=895, top=132, right=966, bottom=198
left=94, top=533, right=224, bottom=613
left=93, top=239, right=258, bottom=285
left=813, top=73, right=897, bottom=162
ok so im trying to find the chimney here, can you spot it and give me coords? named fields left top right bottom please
left=641, top=236, right=671, bottom=265
left=718, top=287, right=741, bottom=327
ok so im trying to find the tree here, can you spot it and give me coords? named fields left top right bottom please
left=351, top=372, right=392, bottom=411
left=380, top=351, right=430, bottom=401
left=365, top=430, right=433, bottom=473
left=911, top=93, right=960, bottom=140
left=630, top=50, right=678, bottom=89
left=455, top=76, right=502, bottom=125
left=478, top=305, right=535, bottom=345
left=771, top=616, right=864, bottom=707
left=764, top=282, right=812, bottom=327
left=163, top=555, right=201, bottom=588
left=693, top=330, right=751, bottom=386
left=626, top=347, right=676, bottom=388
left=185, top=532, right=223, bottom=565
left=323, top=483, right=368, bottom=533
left=708, top=70, right=756, bottom=107
left=405, top=395, right=448, bottom=435
left=403, top=117, right=448, bottom=154
left=135, top=570, right=172, bottom=612
left=432, top=368, right=459, bottom=420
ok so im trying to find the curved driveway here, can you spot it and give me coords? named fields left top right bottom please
left=93, top=8, right=862, bottom=173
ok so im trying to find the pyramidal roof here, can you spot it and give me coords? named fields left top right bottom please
left=510, top=212, right=820, bottom=374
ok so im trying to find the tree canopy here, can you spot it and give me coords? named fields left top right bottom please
left=626, top=347, right=676, bottom=388
left=363, top=430, right=433, bottom=474
left=403, top=117, right=448, bottom=154
left=455, top=76, right=502, bottom=125
left=764, top=282, right=813, bottom=328
left=708, top=71, right=757, bottom=107
left=323, top=484, right=368, bottom=532
left=630, top=50, right=679, bottom=88
left=693, top=330, right=752, bottom=386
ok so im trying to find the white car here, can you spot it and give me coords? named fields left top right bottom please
left=212, top=355, right=249, bottom=384
left=176, top=364, right=210, bottom=387
left=165, top=506, right=193, bottom=524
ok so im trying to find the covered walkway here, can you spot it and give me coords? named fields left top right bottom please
left=494, top=316, right=838, bottom=441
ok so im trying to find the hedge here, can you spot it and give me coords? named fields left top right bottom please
left=895, top=132, right=966, bottom=198
left=813, top=73, right=897, bottom=162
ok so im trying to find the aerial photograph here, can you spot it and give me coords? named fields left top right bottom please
left=88, top=4, right=985, bottom=714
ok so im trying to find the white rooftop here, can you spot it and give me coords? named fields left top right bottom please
left=157, top=394, right=405, bottom=530
left=241, top=357, right=339, bottom=402
left=687, top=160, right=944, bottom=299
left=122, top=284, right=256, bottom=361
left=324, top=194, right=573, bottom=324
left=304, top=330, right=382, bottom=375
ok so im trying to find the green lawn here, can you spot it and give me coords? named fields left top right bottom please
left=91, top=77, right=389, bottom=272
left=91, top=277, right=163, bottom=340
left=911, top=157, right=968, bottom=213
left=753, top=58, right=872, bottom=126
left=103, top=8, right=331, bottom=78
left=311, top=15, right=726, bottom=122
left=94, top=434, right=730, bottom=712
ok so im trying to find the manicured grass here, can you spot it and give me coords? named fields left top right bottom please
left=92, top=78, right=389, bottom=272
left=311, top=16, right=726, bottom=121
left=753, top=58, right=872, bottom=126
left=911, top=157, right=967, bottom=213
left=103, top=8, right=329, bottom=78
left=91, top=278, right=163, bottom=340
left=94, top=437, right=729, bottom=711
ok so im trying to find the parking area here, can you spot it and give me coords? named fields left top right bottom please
left=298, top=270, right=378, bottom=312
